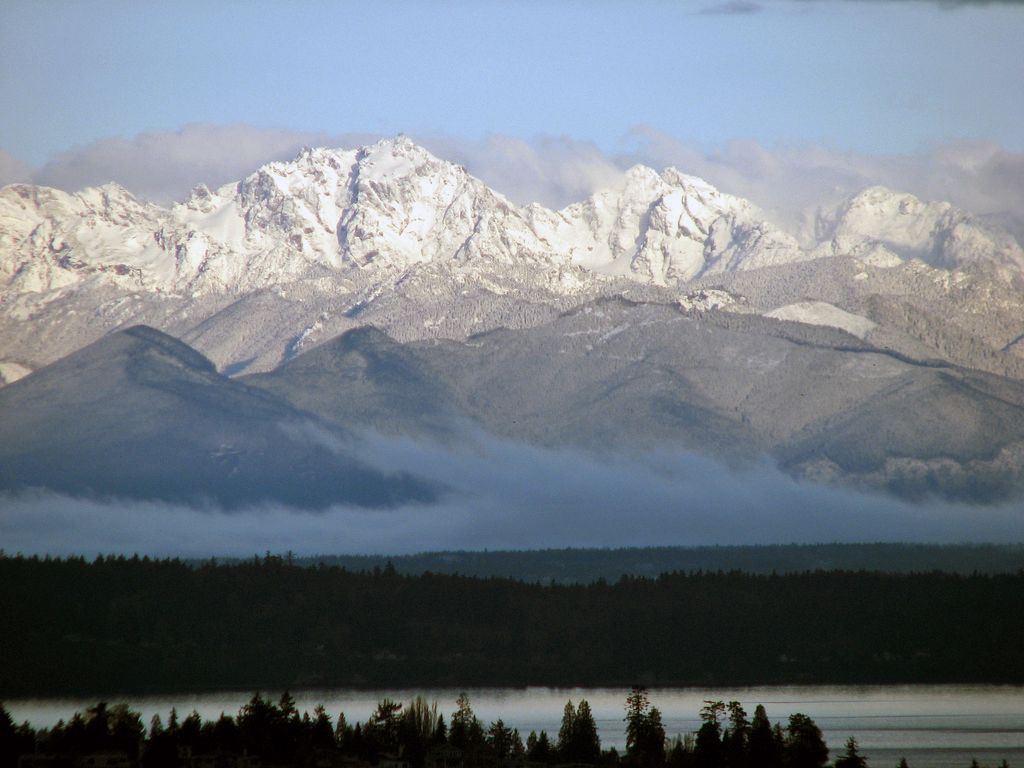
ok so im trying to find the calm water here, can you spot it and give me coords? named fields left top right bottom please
left=8, top=685, right=1024, bottom=768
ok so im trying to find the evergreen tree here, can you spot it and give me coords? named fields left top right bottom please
left=238, top=693, right=286, bottom=764
left=559, top=702, right=577, bottom=761
left=334, top=712, right=349, bottom=752
left=279, top=692, right=299, bottom=722
left=83, top=702, right=111, bottom=753
left=625, top=687, right=651, bottom=756
left=834, top=737, right=867, bottom=768
left=665, top=735, right=693, bottom=768
left=311, top=705, right=334, bottom=751
left=487, top=720, right=516, bottom=760
left=574, top=700, right=601, bottom=765
left=748, top=705, right=782, bottom=768
left=167, top=709, right=180, bottom=737
left=527, top=731, right=555, bottom=764
left=277, top=693, right=301, bottom=757
left=510, top=729, right=526, bottom=761
left=211, top=714, right=239, bottom=754
left=368, top=700, right=403, bottom=755
left=348, top=723, right=367, bottom=760
left=602, top=747, right=622, bottom=768
left=142, top=712, right=176, bottom=768
left=0, top=704, right=31, bottom=768
left=179, top=711, right=201, bottom=749
left=785, top=714, right=828, bottom=768
left=108, top=705, right=145, bottom=756
left=772, top=724, right=786, bottom=758
left=624, top=688, right=665, bottom=768
left=449, top=694, right=484, bottom=753
left=557, top=700, right=600, bottom=765
left=693, top=702, right=724, bottom=768
left=722, top=702, right=749, bottom=768
left=646, top=708, right=666, bottom=767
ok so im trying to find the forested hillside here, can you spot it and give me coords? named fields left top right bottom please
left=277, top=543, right=1024, bottom=584
left=3, top=553, right=1024, bottom=696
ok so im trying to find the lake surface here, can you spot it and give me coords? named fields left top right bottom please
left=8, top=685, right=1024, bottom=768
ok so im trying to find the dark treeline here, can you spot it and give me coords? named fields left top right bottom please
left=3, top=553, right=1024, bottom=696
left=183, top=544, right=1024, bottom=583
left=0, top=688, right=1008, bottom=768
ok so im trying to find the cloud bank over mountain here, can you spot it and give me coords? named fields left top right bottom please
left=3, top=125, right=1022, bottom=242
left=4, top=125, right=382, bottom=207
left=4, top=431, right=1024, bottom=559
left=622, top=128, right=1024, bottom=241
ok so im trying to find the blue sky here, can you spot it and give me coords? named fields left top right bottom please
left=2, top=0, right=1023, bottom=166
left=1, top=0, right=1023, bottom=226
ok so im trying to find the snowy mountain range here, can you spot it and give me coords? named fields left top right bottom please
left=5, top=136, right=1024, bottom=381
left=5, top=137, right=1024, bottom=504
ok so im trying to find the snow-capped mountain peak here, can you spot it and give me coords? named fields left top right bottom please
left=5, top=136, right=1024, bottom=382
left=334, top=138, right=547, bottom=269
left=526, top=162, right=805, bottom=284
left=161, top=137, right=570, bottom=286
left=816, top=185, right=1024, bottom=275
left=5, top=138, right=1024, bottom=306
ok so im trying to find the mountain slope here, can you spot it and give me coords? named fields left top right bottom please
left=7, top=305, right=1024, bottom=506
left=246, top=300, right=1024, bottom=501
left=0, top=326, right=437, bottom=508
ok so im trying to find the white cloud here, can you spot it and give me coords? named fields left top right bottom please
left=7, top=125, right=1023, bottom=246
left=11, top=126, right=625, bottom=211
left=431, top=130, right=1024, bottom=244
left=621, top=128, right=1024, bottom=241
left=0, top=148, right=36, bottom=187
left=418, top=133, right=626, bottom=210
left=28, top=124, right=382, bottom=205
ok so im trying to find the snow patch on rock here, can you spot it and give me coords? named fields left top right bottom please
left=765, top=301, right=876, bottom=339
left=0, top=361, right=32, bottom=384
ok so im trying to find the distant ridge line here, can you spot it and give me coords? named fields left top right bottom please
left=183, top=542, right=1024, bottom=583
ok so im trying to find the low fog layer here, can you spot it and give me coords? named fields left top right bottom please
left=3, top=431, right=1024, bottom=558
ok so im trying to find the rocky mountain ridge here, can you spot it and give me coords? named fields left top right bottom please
left=3, top=137, right=1024, bottom=383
